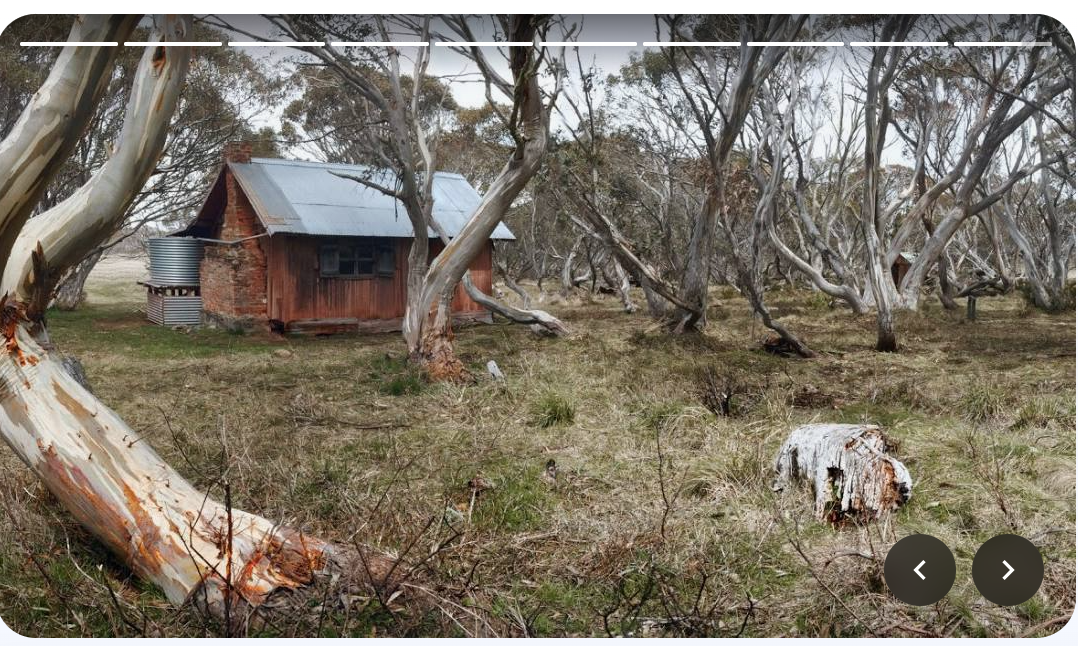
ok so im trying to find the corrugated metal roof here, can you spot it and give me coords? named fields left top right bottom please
left=229, top=158, right=515, bottom=240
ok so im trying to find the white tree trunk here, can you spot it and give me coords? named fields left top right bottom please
left=861, top=32, right=907, bottom=351
left=0, top=17, right=383, bottom=624
left=774, top=423, right=913, bottom=523
left=611, top=259, right=638, bottom=313
left=767, top=212, right=869, bottom=314
left=462, top=272, right=570, bottom=336
left=894, top=206, right=967, bottom=310
left=404, top=17, right=551, bottom=378
left=0, top=16, right=137, bottom=263
left=560, top=236, right=582, bottom=298
left=3, top=21, right=191, bottom=301
left=0, top=322, right=337, bottom=614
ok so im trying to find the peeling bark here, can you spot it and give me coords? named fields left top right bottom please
left=0, top=16, right=137, bottom=264
left=3, top=20, right=190, bottom=301
left=0, top=312, right=371, bottom=616
left=0, top=16, right=396, bottom=625
left=412, top=297, right=468, bottom=382
left=774, top=423, right=912, bottom=523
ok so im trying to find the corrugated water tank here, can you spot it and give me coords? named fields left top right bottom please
left=144, top=236, right=204, bottom=327
left=148, top=236, right=204, bottom=284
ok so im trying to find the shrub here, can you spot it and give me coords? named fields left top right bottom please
left=1016, top=280, right=1076, bottom=314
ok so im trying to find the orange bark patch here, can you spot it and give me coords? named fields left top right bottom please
left=416, top=316, right=470, bottom=382
left=227, top=531, right=328, bottom=605
left=876, top=460, right=903, bottom=510
left=120, top=483, right=168, bottom=576
left=0, top=298, right=36, bottom=367
left=34, top=439, right=133, bottom=557
left=52, top=380, right=98, bottom=422
left=152, top=46, right=167, bottom=74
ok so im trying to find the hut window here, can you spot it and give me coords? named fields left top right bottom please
left=320, top=240, right=394, bottom=278
left=375, top=243, right=395, bottom=276
left=319, top=245, right=340, bottom=275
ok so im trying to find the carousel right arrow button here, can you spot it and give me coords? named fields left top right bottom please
left=973, top=535, right=1043, bottom=606
left=1002, top=560, right=1014, bottom=580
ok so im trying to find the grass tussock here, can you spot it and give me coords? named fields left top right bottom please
left=0, top=262, right=1073, bottom=637
left=961, top=384, right=1012, bottom=423
left=532, top=391, right=576, bottom=427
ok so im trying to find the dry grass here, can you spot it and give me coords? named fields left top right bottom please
left=0, top=270, right=1074, bottom=637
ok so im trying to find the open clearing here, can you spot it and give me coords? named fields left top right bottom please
left=1, top=256, right=1074, bottom=637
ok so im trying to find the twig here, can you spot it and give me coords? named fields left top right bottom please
left=1021, top=615, right=1071, bottom=637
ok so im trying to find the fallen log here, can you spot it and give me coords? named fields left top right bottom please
left=773, top=423, right=912, bottom=523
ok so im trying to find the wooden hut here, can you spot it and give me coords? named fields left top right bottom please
left=891, top=252, right=916, bottom=287
left=179, top=143, right=513, bottom=333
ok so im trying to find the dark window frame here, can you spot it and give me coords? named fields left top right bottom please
left=319, top=238, right=395, bottom=279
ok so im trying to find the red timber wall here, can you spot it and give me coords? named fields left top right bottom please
left=265, top=236, right=494, bottom=328
left=200, top=146, right=270, bottom=327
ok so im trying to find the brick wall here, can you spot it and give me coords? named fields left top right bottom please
left=199, top=162, right=269, bottom=329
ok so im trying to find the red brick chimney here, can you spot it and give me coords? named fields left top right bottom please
left=223, top=141, right=252, bottom=164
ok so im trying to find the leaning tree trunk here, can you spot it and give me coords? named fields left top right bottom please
left=731, top=162, right=815, bottom=358
left=480, top=246, right=567, bottom=333
left=935, top=253, right=959, bottom=310
left=0, top=16, right=385, bottom=624
left=410, top=137, right=549, bottom=378
left=501, top=273, right=532, bottom=309
left=767, top=213, right=869, bottom=314
left=398, top=17, right=550, bottom=380
left=610, top=260, right=638, bottom=313
left=0, top=316, right=345, bottom=616
left=0, top=16, right=137, bottom=265
left=53, top=249, right=102, bottom=310
left=920, top=215, right=959, bottom=310
left=462, top=273, right=569, bottom=336
left=410, top=132, right=552, bottom=377
left=998, top=200, right=1056, bottom=310
left=742, top=277, right=815, bottom=358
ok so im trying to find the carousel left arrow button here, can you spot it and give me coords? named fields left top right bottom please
left=884, top=534, right=956, bottom=606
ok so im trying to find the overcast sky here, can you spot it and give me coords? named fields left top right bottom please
left=202, top=14, right=1044, bottom=169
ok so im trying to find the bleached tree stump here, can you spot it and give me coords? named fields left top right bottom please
left=773, top=424, right=912, bottom=523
